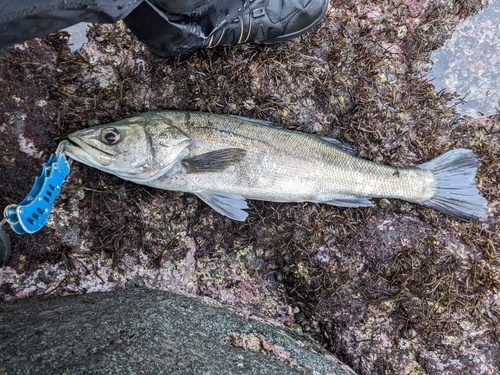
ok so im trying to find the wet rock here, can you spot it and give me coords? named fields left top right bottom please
left=0, top=288, right=354, bottom=375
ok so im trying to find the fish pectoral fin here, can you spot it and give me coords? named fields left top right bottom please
left=320, top=136, right=355, bottom=155
left=182, top=148, right=246, bottom=173
left=323, top=197, right=373, bottom=208
left=195, top=192, right=249, bottom=221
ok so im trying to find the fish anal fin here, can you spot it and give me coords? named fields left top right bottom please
left=182, top=148, right=246, bottom=173
left=323, top=197, right=373, bottom=208
left=195, top=192, right=249, bottom=221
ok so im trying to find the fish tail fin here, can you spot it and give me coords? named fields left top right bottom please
left=417, top=149, right=488, bottom=221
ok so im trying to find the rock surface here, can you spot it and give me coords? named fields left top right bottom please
left=0, top=288, right=354, bottom=375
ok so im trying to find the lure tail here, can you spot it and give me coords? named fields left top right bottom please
left=417, top=149, right=488, bottom=220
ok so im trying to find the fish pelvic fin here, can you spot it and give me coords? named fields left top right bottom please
left=195, top=191, right=249, bottom=221
left=417, top=149, right=488, bottom=221
left=182, top=148, right=247, bottom=173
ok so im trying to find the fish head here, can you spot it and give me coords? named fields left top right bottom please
left=64, top=115, right=191, bottom=181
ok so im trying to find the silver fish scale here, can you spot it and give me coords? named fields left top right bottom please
left=149, top=111, right=435, bottom=204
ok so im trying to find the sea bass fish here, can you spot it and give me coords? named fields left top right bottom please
left=63, top=111, right=488, bottom=221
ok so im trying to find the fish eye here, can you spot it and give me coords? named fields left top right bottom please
left=101, top=128, right=120, bottom=145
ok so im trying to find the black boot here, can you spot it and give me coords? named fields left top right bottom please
left=124, top=0, right=328, bottom=57
left=205, top=0, right=329, bottom=47
left=123, top=0, right=251, bottom=57
left=0, top=0, right=141, bottom=49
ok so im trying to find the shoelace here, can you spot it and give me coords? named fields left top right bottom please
left=207, top=7, right=266, bottom=47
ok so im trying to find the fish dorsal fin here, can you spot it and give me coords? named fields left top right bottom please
left=228, top=115, right=275, bottom=127
left=323, top=197, right=373, bottom=208
left=228, top=115, right=355, bottom=155
left=320, top=136, right=355, bottom=155
left=195, top=192, right=249, bottom=221
left=182, top=148, right=246, bottom=173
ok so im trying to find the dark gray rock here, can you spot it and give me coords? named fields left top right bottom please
left=0, top=288, right=354, bottom=375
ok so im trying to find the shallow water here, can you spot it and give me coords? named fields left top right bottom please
left=427, top=0, right=500, bottom=118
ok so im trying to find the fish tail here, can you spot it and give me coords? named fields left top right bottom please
left=417, top=149, right=488, bottom=220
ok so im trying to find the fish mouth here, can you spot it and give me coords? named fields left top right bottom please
left=64, top=135, right=116, bottom=167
